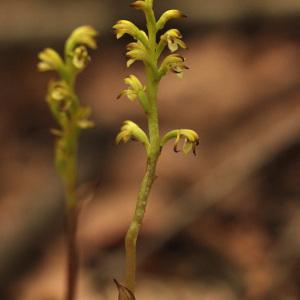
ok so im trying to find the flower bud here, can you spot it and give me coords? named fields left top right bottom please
left=130, top=0, right=148, bottom=11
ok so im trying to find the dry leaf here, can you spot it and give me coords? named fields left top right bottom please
left=114, top=279, right=136, bottom=300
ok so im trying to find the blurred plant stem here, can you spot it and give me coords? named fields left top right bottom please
left=38, top=26, right=98, bottom=300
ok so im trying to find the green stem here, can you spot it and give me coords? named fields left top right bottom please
left=125, top=154, right=159, bottom=292
left=124, top=5, right=161, bottom=290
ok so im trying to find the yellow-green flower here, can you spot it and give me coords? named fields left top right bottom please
left=159, top=54, right=189, bottom=78
left=46, top=80, right=74, bottom=126
left=38, top=48, right=64, bottom=72
left=116, top=120, right=150, bottom=150
left=161, top=29, right=187, bottom=53
left=66, top=25, right=98, bottom=52
left=47, top=80, right=73, bottom=104
left=75, top=106, right=94, bottom=129
left=156, top=10, right=187, bottom=31
left=126, top=41, right=147, bottom=67
left=161, top=129, right=199, bottom=155
left=72, top=46, right=91, bottom=70
left=113, top=20, right=149, bottom=47
left=117, top=75, right=145, bottom=101
left=113, top=20, right=141, bottom=40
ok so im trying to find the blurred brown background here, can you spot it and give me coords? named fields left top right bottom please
left=0, top=0, right=300, bottom=299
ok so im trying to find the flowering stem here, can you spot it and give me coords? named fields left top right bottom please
left=38, top=25, right=97, bottom=300
left=125, top=8, right=161, bottom=292
left=114, top=0, right=198, bottom=296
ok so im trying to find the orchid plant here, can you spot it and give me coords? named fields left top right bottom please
left=113, top=0, right=199, bottom=298
left=38, top=26, right=98, bottom=300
